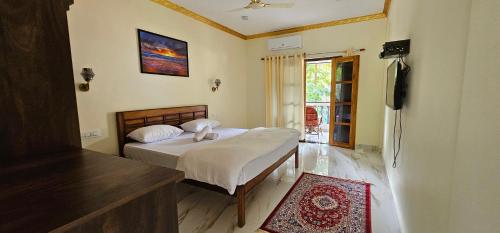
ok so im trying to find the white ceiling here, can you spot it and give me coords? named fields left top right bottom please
left=169, top=0, right=385, bottom=35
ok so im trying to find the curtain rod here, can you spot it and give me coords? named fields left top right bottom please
left=260, top=48, right=366, bottom=60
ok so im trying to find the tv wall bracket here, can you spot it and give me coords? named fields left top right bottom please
left=379, top=39, right=410, bottom=59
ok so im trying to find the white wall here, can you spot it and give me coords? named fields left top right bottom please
left=68, top=0, right=248, bottom=155
left=449, top=1, right=500, bottom=232
left=384, top=0, right=500, bottom=232
left=246, top=19, right=388, bottom=147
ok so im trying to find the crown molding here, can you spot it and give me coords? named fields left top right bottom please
left=151, top=0, right=247, bottom=39
left=246, top=13, right=386, bottom=40
left=152, top=0, right=391, bottom=40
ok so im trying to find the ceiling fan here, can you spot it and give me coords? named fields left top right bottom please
left=228, top=0, right=294, bottom=12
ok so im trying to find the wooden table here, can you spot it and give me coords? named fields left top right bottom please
left=0, top=149, right=184, bottom=233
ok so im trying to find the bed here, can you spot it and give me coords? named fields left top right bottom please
left=116, top=105, right=299, bottom=227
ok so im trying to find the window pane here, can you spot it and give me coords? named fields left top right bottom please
left=335, top=61, right=353, bottom=82
left=333, top=125, right=350, bottom=144
left=335, top=83, right=352, bottom=102
left=334, top=104, right=351, bottom=123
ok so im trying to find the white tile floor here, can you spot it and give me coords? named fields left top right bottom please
left=176, top=143, right=401, bottom=233
left=305, top=123, right=330, bottom=144
left=304, top=132, right=330, bottom=144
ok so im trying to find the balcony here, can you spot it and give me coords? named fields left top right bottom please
left=305, top=59, right=331, bottom=144
left=305, top=102, right=330, bottom=144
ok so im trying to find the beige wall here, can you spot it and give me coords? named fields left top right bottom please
left=68, top=0, right=248, bottom=155
left=68, top=1, right=387, bottom=153
left=246, top=19, right=388, bottom=147
left=449, top=0, right=500, bottom=232
left=384, top=0, right=500, bottom=232
left=383, top=0, right=470, bottom=232
left=68, top=1, right=500, bottom=231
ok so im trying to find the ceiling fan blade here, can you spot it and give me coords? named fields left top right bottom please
left=227, top=7, right=247, bottom=12
left=266, top=3, right=294, bottom=8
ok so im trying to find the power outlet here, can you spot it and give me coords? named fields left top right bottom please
left=81, top=129, right=102, bottom=139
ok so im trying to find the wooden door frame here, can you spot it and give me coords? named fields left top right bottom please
left=329, top=55, right=360, bottom=149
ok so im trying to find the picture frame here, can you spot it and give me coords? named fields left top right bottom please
left=137, top=29, right=189, bottom=77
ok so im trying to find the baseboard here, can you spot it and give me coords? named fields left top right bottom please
left=355, top=144, right=381, bottom=153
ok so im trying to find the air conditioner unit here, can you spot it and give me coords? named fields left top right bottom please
left=267, top=35, right=302, bottom=51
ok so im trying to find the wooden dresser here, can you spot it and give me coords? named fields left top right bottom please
left=0, top=150, right=184, bottom=233
left=0, top=1, right=184, bottom=232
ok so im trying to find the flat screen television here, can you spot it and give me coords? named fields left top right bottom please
left=386, top=60, right=407, bottom=110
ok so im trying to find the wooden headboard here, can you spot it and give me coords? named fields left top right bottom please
left=116, top=105, right=208, bottom=156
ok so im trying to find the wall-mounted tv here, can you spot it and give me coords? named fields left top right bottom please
left=386, top=60, right=407, bottom=110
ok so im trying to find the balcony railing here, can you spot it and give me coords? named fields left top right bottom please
left=305, top=102, right=330, bottom=143
left=306, top=102, right=330, bottom=127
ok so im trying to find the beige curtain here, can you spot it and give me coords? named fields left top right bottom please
left=264, top=54, right=305, bottom=139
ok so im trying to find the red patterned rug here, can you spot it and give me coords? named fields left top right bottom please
left=260, top=173, right=371, bottom=233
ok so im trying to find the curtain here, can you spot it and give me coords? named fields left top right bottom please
left=264, top=54, right=305, bottom=139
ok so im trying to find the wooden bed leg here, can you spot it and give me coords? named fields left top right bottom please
left=236, top=186, right=245, bottom=227
left=295, top=146, right=299, bottom=168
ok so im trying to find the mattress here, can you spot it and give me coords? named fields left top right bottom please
left=124, top=128, right=298, bottom=186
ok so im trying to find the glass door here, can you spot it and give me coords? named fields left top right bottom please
left=329, top=56, right=360, bottom=149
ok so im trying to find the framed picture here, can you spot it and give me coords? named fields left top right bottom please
left=137, top=29, right=189, bottom=77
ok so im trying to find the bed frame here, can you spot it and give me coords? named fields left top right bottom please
left=116, top=105, right=299, bottom=227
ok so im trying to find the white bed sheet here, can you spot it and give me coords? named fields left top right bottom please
left=124, top=127, right=298, bottom=186
left=124, top=128, right=247, bottom=168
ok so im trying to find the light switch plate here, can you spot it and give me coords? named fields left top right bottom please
left=81, top=129, right=102, bottom=139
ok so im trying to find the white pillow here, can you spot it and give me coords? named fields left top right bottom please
left=127, top=125, right=183, bottom=143
left=181, top=119, right=221, bottom=133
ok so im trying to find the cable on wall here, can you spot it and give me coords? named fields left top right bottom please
left=392, top=108, right=403, bottom=168
left=392, top=55, right=410, bottom=168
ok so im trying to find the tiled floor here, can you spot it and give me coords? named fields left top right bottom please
left=304, top=132, right=329, bottom=144
left=176, top=143, right=401, bottom=233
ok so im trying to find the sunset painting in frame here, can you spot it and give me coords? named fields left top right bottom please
left=138, top=29, right=189, bottom=77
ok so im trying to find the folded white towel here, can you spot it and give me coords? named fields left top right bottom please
left=204, top=133, right=219, bottom=140
left=193, top=126, right=212, bottom=142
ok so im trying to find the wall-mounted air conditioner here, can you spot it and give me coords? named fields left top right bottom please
left=267, top=35, right=302, bottom=51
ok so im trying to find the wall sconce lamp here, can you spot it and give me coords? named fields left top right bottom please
left=79, top=68, right=95, bottom=92
left=212, top=79, right=222, bottom=92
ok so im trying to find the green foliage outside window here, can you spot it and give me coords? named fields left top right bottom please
left=306, top=62, right=332, bottom=102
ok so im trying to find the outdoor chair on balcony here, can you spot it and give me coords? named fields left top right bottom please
left=305, top=106, right=322, bottom=136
